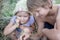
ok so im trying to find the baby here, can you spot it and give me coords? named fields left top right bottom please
left=10, top=8, right=35, bottom=40
left=15, top=11, right=34, bottom=40
left=3, top=0, right=35, bottom=40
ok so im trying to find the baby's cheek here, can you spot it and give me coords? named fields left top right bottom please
left=24, top=17, right=29, bottom=22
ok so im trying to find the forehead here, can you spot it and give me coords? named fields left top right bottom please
left=33, top=4, right=52, bottom=11
left=17, top=11, right=29, bottom=16
left=32, top=7, right=44, bottom=11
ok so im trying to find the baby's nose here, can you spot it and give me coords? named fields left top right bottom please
left=21, top=17, right=24, bottom=20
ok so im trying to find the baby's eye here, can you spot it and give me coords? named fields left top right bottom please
left=24, top=16, right=27, bottom=17
left=18, top=16, right=21, bottom=17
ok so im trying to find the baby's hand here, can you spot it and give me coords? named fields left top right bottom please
left=15, top=17, right=21, bottom=26
left=16, top=16, right=21, bottom=23
left=20, top=25, right=25, bottom=30
left=16, top=18, right=20, bottom=24
left=15, top=19, right=19, bottom=27
left=15, top=18, right=21, bottom=28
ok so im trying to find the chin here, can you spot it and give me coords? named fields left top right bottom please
left=21, top=22, right=25, bottom=24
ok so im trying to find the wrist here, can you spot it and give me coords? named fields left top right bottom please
left=15, top=22, right=19, bottom=25
left=15, top=23, right=19, bottom=28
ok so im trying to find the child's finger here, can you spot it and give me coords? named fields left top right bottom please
left=16, top=18, right=19, bottom=23
left=16, top=17, right=21, bottom=22
left=16, top=19, right=20, bottom=23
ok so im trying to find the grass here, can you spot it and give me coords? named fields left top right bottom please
left=55, top=0, right=60, bottom=4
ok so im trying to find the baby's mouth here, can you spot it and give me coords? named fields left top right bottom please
left=20, top=21, right=24, bottom=24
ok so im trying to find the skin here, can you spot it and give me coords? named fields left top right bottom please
left=42, top=6, right=60, bottom=40
left=18, top=27, right=31, bottom=40
left=3, top=11, right=34, bottom=40
left=31, top=2, right=60, bottom=40
left=16, top=11, right=30, bottom=24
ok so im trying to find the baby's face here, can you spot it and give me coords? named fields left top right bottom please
left=16, top=11, right=30, bottom=24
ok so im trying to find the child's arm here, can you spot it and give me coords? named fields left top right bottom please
left=3, top=16, right=19, bottom=35
left=3, top=21, right=19, bottom=35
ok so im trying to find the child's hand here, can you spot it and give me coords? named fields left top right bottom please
left=16, top=16, right=21, bottom=23
left=15, top=18, right=21, bottom=28
left=15, top=17, right=20, bottom=26
left=20, top=25, right=25, bottom=29
left=16, top=18, right=20, bottom=24
left=15, top=19, right=19, bottom=27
